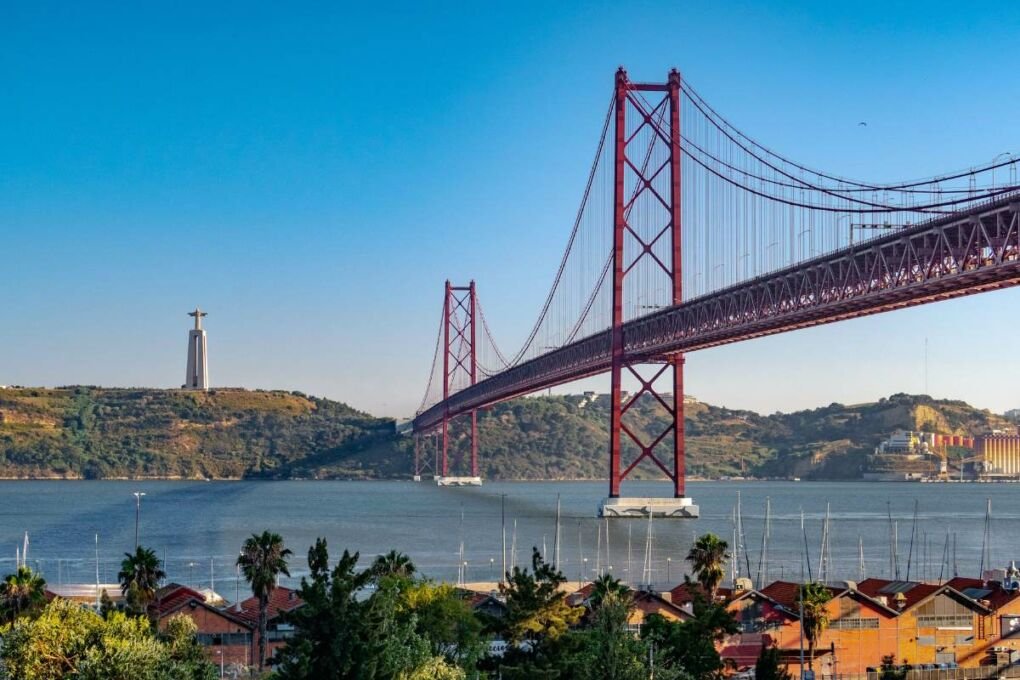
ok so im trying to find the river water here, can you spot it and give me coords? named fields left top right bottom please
left=2, top=480, right=1017, bottom=597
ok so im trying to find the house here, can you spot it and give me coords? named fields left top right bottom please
left=942, top=574, right=1020, bottom=667
left=569, top=583, right=691, bottom=633
left=235, top=586, right=305, bottom=665
left=152, top=583, right=255, bottom=667
left=463, top=590, right=508, bottom=621
left=669, top=581, right=801, bottom=668
left=855, top=578, right=994, bottom=669
left=753, top=580, right=902, bottom=676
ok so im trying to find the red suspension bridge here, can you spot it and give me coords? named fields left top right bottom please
left=412, top=67, right=1020, bottom=517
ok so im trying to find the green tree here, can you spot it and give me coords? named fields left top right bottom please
left=642, top=582, right=739, bottom=680
left=99, top=589, right=115, bottom=619
left=0, top=598, right=216, bottom=680
left=400, top=581, right=484, bottom=669
left=397, top=656, right=466, bottom=680
left=499, top=548, right=583, bottom=649
left=237, top=530, right=292, bottom=671
left=686, top=533, right=729, bottom=600
left=371, top=550, right=416, bottom=579
left=274, top=538, right=430, bottom=679
left=755, top=643, right=792, bottom=680
left=495, top=549, right=584, bottom=679
left=588, top=573, right=631, bottom=612
left=879, top=654, right=907, bottom=680
left=562, top=591, right=647, bottom=680
left=799, top=581, right=832, bottom=671
left=118, top=546, right=166, bottom=617
left=159, top=613, right=220, bottom=679
left=0, top=566, right=47, bottom=623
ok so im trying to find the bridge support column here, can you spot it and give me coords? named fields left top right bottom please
left=414, top=432, right=438, bottom=481
left=436, top=281, right=483, bottom=486
left=602, top=67, right=697, bottom=518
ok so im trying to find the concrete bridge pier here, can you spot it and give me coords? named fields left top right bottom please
left=599, top=497, right=699, bottom=519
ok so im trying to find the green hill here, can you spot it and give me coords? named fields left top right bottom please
left=0, top=387, right=405, bottom=480
left=435, top=392, right=1014, bottom=480
left=0, top=387, right=1013, bottom=480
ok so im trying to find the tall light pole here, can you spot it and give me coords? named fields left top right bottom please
left=992, top=152, right=1014, bottom=189
left=501, top=494, right=507, bottom=585
left=132, top=492, right=146, bottom=549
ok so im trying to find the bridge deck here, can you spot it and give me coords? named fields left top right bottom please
left=414, top=196, right=1020, bottom=432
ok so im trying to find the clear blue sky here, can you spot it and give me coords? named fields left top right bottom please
left=3, top=1, right=1019, bottom=418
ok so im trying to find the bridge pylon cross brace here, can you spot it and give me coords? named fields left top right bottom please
left=602, top=67, right=698, bottom=519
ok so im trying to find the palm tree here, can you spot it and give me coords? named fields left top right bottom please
left=237, top=531, right=292, bottom=671
left=588, top=572, right=631, bottom=611
left=118, top=546, right=166, bottom=616
left=800, top=581, right=832, bottom=670
left=0, top=566, right=47, bottom=623
left=686, top=533, right=730, bottom=601
left=370, top=550, right=415, bottom=579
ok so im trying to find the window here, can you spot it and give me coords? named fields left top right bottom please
left=915, top=596, right=974, bottom=629
left=197, top=633, right=251, bottom=646
left=830, top=598, right=880, bottom=630
left=915, top=613, right=973, bottom=628
left=831, top=617, right=880, bottom=630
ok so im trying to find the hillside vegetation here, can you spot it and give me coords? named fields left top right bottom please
left=0, top=387, right=404, bottom=480
left=431, top=392, right=1014, bottom=480
left=0, top=387, right=1013, bottom=480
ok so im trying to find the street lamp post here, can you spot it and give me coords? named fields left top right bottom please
left=132, top=492, right=146, bottom=548
left=667, top=557, right=672, bottom=583
left=992, top=152, right=1014, bottom=189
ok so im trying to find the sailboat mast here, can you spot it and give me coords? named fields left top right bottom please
left=818, top=502, right=831, bottom=584
left=906, top=499, right=918, bottom=580
left=756, top=497, right=770, bottom=586
left=858, top=535, right=865, bottom=581
left=801, top=508, right=814, bottom=582
left=554, top=494, right=561, bottom=571
left=604, top=518, right=610, bottom=574
left=979, top=498, right=992, bottom=578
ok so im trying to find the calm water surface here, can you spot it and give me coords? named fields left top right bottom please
left=1, top=480, right=1017, bottom=597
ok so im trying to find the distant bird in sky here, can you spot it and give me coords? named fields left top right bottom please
left=858, top=121, right=868, bottom=127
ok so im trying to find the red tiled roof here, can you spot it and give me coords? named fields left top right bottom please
left=151, top=583, right=253, bottom=630
left=668, top=582, right=738, bottom=606
left=758, top=581, right=850, bottom=611
left=855, top=578, right=942, bottom=612
left=567, top=583, right=596, bottom=606
left=757, top=581, right=801, bottom=610
left=631, top=590, right=693, bottom=620
left=945, top=577, right=1020, bottom=611
left=153, top=584, right=206, bottom=617
left=236, top=586, right=304, bottom=625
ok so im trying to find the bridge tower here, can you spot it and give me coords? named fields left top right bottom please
left=601, top=68, right=698, bottom=518
left=434, top=280, right=481, bottom=486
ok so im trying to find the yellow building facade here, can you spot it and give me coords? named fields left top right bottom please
left=977, top=435, right=1020, bottom=476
